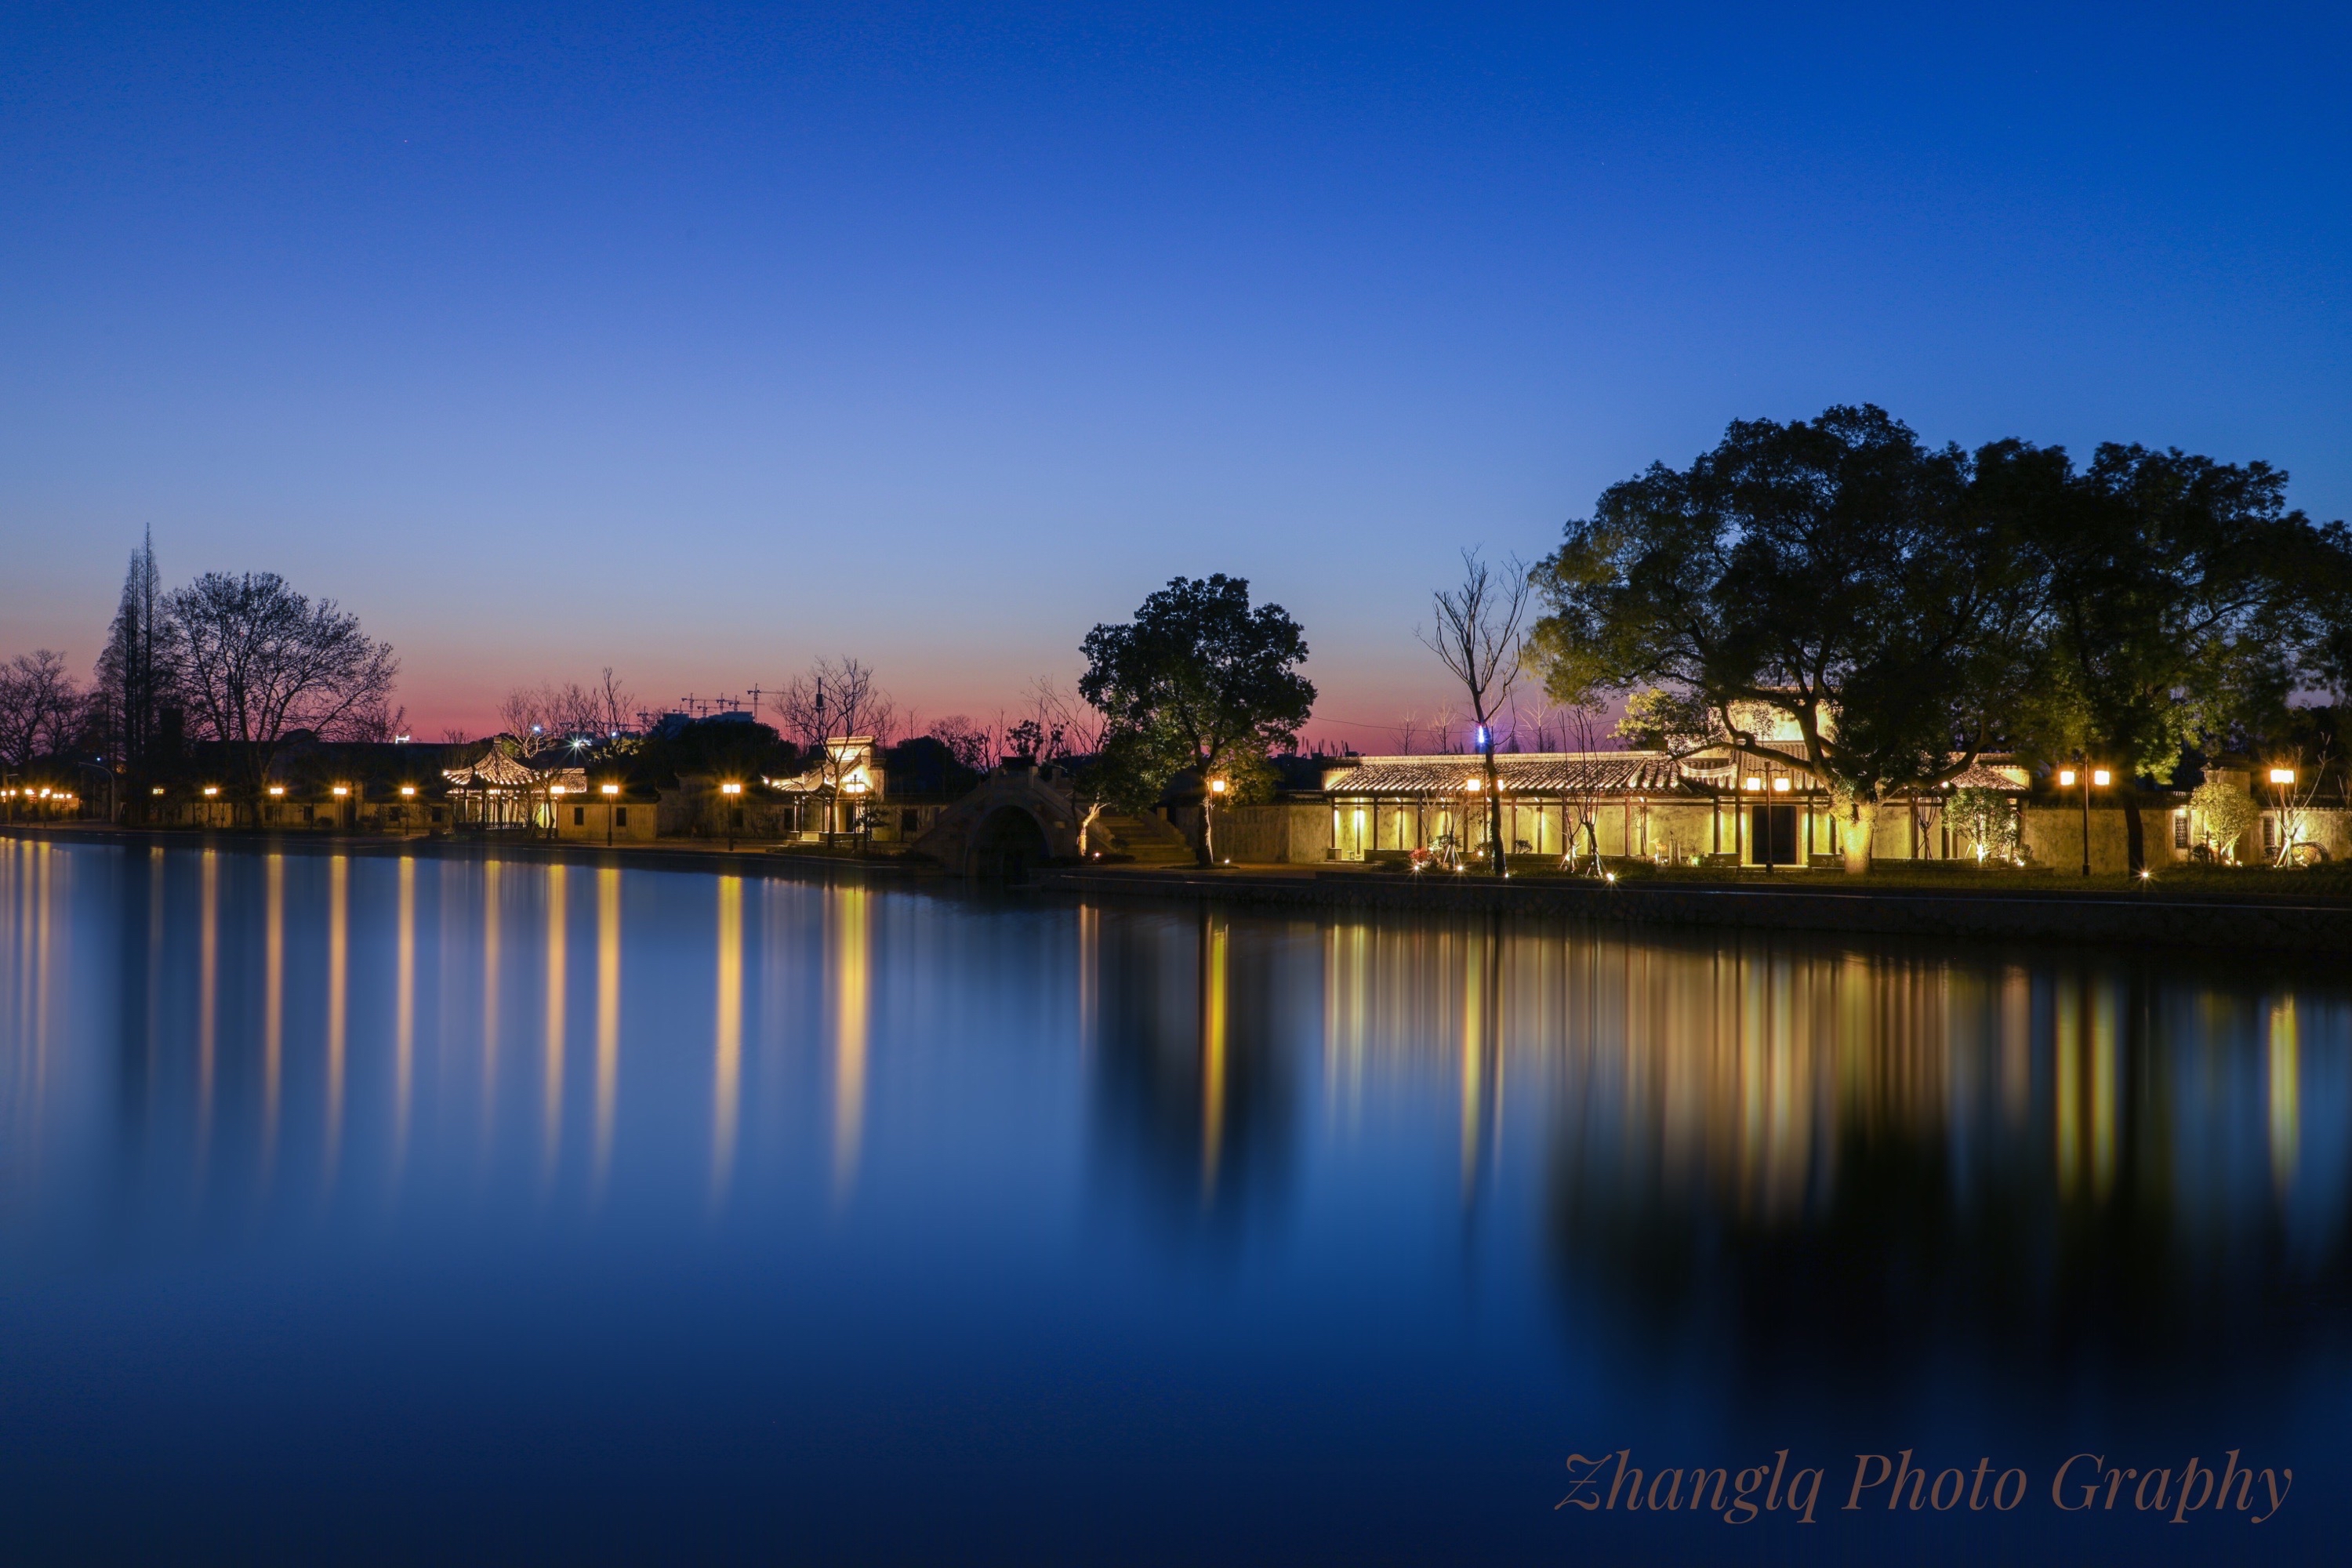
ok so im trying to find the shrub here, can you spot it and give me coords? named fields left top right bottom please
left=2189, top=779, right=2259, bottom=862
left=1945, top=786, right=2020, bottom=865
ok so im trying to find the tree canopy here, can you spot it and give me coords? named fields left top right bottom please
left=1528, top=405, right=2042, bottom=866
left=1080, top=574, right=1314, bottom=864
left=170, top=571, right=398, bottom=797
left=1529, top=405, right=2352, bottom=873
left=2017, top=443, right=2346, bottom=869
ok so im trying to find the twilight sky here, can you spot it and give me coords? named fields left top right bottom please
left=3, top=2, right=2347, bottom=748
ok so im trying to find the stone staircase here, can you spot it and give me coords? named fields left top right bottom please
left=1086, top=810, right=1196, bottom=866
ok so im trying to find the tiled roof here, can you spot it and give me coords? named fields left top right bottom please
left=1317, top=748, right=2029, bottom=797
left=1321, top=752, right=1692, bottom=795
left=442, top=748, right=539, bottom=788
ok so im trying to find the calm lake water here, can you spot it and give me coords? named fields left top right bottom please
left=0, top=834, right=2346, bottom=1564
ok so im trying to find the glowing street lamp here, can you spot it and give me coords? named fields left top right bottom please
left=601, top=782, right=621, bottom=846
left=2263, top=766, right=2304, bottom=865
left=2067, top=758, right=2108, bottom=877
left=720, top=781, right=742, bottom=850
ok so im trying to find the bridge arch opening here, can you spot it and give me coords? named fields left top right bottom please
left=971, top=805, right=1051, bottom=883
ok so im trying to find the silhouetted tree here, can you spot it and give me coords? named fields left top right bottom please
left=1080, top=575, right=1315, bottom=866
left=1529, top=406, right=2042, bottom=871
left=0, top=650, right=83, bottom=768
left=93, top=530, right=180, bottom=814
left=2017, top=443, right=2349, bottom=873
left=170, top=571, right=398, bottom=811
left=1419, top=548, right=1532, bottom=875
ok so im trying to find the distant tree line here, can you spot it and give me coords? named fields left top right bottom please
left=4, top=532, right=401, bottom=818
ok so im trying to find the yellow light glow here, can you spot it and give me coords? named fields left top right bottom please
left=2092, top=769, right=2111, bottom=787
left=151, top=786, right=165, bottom=796
left=550, top=785, right=565, bottom=796
left=268, top=786, right=285, bottom=797
left=1772, top=776, right=1791, bottom=793
left=1210, top=778, right=1229, bottom=794
left=2058, top=770, right=2076, bottom=787
left=1462, top=779, right=1480, bottom=793
left=720, top=782, right=742, bottom=796
left=399, top=785, right=416, bottom=797
left=332, top=785, right=349, bottom=797
left=201, top=786, right=218, bottom=797
left=1744, top=776, right=1762, bottom=792
left=2270, top=768, right=2296, bottom=785
left=601, top=783, right=620, bottom=797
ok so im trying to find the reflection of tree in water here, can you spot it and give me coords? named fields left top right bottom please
left=1542, top=953, right=2352, bottom=1405
left=1086, top=906, right=1298, bottom=1240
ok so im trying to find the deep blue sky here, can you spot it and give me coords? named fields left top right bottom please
left=4, top=2, right=2347, bottom=743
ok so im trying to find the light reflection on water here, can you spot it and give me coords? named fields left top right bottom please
left=0, top=834, right=2346, bottom=1564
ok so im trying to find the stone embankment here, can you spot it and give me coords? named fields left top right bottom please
left=1035, top=866, right=2352, bottom=955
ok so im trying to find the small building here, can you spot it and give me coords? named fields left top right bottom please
left=546, top=778, right=658, bottom=843
left=1228, top=743, right=2042, bottom=868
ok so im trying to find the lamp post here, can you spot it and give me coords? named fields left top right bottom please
left=2267, top=766, right=2298, bottom=865
left=2058, top=760, right=2109, bottom=877
left=1207, top=775, right=1227, bottom=866
left=65, top=759, right=114, bottom=824
left=601, top=782, right=620, bottom=846
left=720, top=781, right=742, bottom=851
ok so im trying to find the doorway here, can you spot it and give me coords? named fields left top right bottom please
left=1748, top=804, right=1800, bottom=866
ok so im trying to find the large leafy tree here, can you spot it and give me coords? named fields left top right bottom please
left=1527, top=405, right=2042, bottom=871
left=2020, top=444, right=2350, bottom=873
left=171, top=572, right=399, bottom=808
left=1080, top=575, right=1315, bottom=866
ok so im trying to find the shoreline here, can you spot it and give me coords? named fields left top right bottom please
left=0, top=824, right=935, bottom=885
left=1036, top=864, right=2352, bottom=955
left=10, top=825, right=2349, bottom=953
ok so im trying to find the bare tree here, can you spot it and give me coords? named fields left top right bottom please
left=776, top=658, right=893, bottom=840
left=595, top=666, right=636, bottom=738
left=1395, top=711, right=1425, bottom=755
left=1418, top=548, right=1533, bottom=876
left=548, top=681, right=601, bottom=740
left=347, top=699, right=409, bottom=743
left=1026, top=674, right=1103, bottom=760
left=0, top=651, right=83, bottom=768
left=171, top=572, right=398, bottom=808
left=927, top=714, right=994, bottom=771
left=498, top=685, right=559, bottom=756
